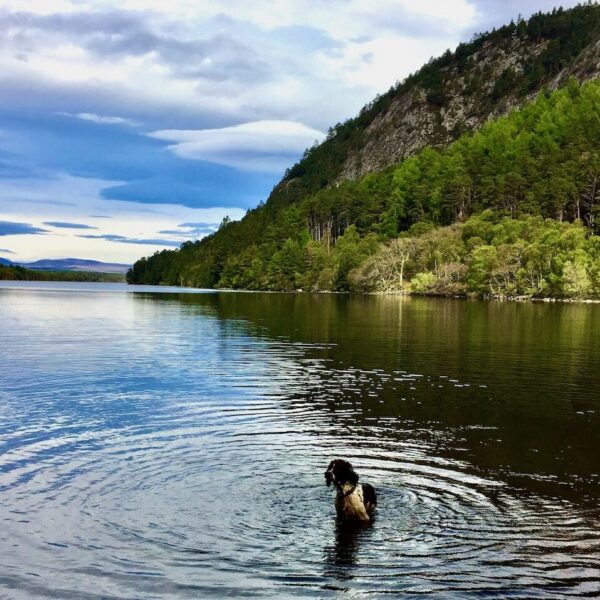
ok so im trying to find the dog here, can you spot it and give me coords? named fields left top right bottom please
left=324, top=459, right=377, bottom=521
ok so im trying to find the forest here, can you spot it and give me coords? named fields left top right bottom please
left=128, top=77, right=600, bottom=299
left=350, top=213, right=600, bottom=299
left=128, top=4, right=600, bottom=295
left=0, top=265, right=126, bottom=282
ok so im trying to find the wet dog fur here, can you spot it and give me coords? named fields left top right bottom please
left=324, top=459, right=377, bottom=521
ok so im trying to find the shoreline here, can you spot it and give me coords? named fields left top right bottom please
left=209, top=286, right=600, bottom=304
left=365, top=291, right=600, bottom=304
left=6, top=279, right=599, bottom=303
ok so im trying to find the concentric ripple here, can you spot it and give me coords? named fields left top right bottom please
left=1, top=283, right=599, bottom=598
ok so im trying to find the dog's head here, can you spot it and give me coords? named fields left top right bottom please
left=325, top=459, right=359, bottom=489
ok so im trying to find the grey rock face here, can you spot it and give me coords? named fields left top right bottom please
left=339, top=36, right=600, bottom=182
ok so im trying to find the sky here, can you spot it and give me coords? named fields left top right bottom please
left=0, top=0, right=582, bottom=264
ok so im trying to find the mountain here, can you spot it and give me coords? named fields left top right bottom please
left=263, top=3, right=600, bottom=207
left=0, top=258, right=130, bottom=273
left=128, top=3, right=600, bottom=295
left=339, top=23, right=600, bottom=181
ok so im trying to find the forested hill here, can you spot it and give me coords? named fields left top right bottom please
left=129, top=4, right=600, bottom=295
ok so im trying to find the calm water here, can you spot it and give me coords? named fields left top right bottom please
left=1, top=281, right=600, bottom=598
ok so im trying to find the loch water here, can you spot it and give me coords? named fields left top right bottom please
left=1, top=281, right=599, bottom=598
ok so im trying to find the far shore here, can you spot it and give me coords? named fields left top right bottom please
left=206, top=285, right=600, bottom=304
left=20, top=277, right=592, bottom=303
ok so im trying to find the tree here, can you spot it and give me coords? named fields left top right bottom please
left=563, top=250, right=592, bottom=297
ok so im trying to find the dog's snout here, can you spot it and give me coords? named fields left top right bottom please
left=324, top=471, right=333, bottom=486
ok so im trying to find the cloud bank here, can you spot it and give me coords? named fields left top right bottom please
left=0, top=220, right=49, bottom=236
left=43, top=221, right=98, bottom=229
left=150, top=120, right=325, bottom=172
left=57, top=112, right=138, bottom=126
left=78, top=233, right=182, bottom=247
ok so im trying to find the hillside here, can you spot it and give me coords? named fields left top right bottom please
left=128, top=4, right=600, bottom=294
left=0, top=264, right=126, bottom=282
left=275, top=3, right=600, bottom=205
left=0, top=258, right=130, bottom=273
left=339, top=11, right=600, bottom=180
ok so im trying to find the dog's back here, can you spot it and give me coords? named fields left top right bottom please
left=362, top=483, right=377, bottom=512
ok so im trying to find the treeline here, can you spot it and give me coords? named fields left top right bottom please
left=351, top=212, right=600, bottom=299
left=0, top=265, right=126, bottom=282
left=128, top=3, right=600, bottom=292
left=129, top=78, right=600, bottom=295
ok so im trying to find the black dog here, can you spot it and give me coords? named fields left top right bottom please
left=324, top=459, right=377, bottom=521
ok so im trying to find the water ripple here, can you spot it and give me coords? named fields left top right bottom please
left=1, top=285, right=599, bottom=598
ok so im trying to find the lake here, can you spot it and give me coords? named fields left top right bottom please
left=1, top=281, right=599, bottom=598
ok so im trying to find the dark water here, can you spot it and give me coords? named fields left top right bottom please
left=1, top=281, right=600, bottom=599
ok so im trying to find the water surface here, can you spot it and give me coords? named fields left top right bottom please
left=1, top=281, right=599, bottom=598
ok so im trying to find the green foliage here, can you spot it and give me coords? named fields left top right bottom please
left=332, top=226, right=379, bottom=291
left=351, top=213, right=600, bottom=299
left=522, top=4, right=600, bottom=92
left=129, top=29, right=600, bottom=297
left=410, top=272, right=438, bottom=294
left=0, top=265, right=126, bottom=282
left=380, top=79, right=600, bottom=231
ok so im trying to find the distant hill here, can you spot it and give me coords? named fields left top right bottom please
left=0, top=263, right=126, bottom=283
left=0, top=258, right=130, bottom=274
left=128, top=3, right=600, bottom=296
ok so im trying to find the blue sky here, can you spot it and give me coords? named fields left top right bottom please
left=0, top=0, right=580, bottom=263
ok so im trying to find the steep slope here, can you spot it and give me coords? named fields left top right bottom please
left=128, top=3, right=600, bottom=289
left=274, top=4, right=600, bottom=205
left=342, top=24, right=600, bottom=180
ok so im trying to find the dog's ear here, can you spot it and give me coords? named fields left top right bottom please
left=325, top=460, right=335, bottom=486
left=337, top=460, right=359, bottom=485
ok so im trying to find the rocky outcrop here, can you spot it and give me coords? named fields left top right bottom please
left=340, top=35, right=600, bottom=181
left=552, top=37, right=600, bottom=89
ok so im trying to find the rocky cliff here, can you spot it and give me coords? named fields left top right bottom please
left=342, top=33, right=600, bottom=181
left=273, top=4, right=600, bottom=203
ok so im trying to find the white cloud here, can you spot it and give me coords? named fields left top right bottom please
left=0, top=0, right=481, bottom=133
left=0, top=0, right=79, bottom=14
left=58, top=112, right=138, bottom=126
left=109, top=0, right=476, bottom=38
left=149, top=120, right=325, bottom=172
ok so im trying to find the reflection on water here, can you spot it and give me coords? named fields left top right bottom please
left=324, top=519, right=372, bottom=574
left=0, top=282, right=599, bottom=598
